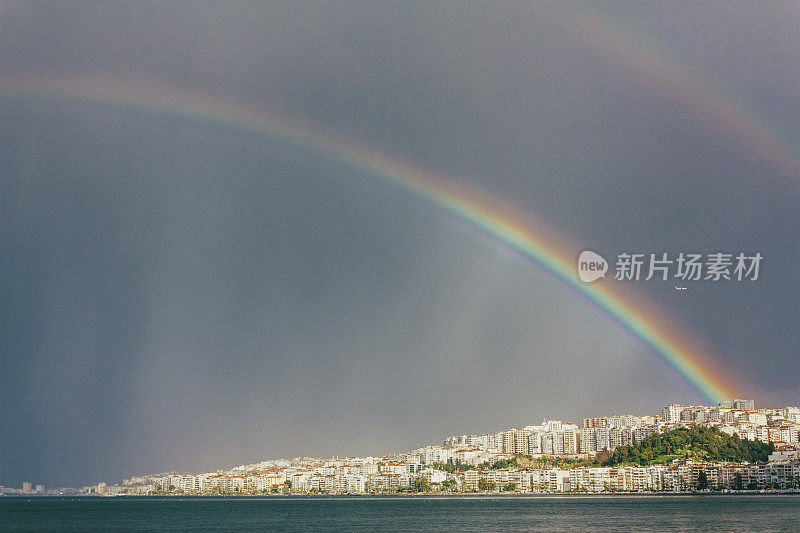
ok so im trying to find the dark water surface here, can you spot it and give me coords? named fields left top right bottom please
left=1, top=495, right=798, bottom=531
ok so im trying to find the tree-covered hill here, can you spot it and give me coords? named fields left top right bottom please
left=599, top=426, right=773, bottom=467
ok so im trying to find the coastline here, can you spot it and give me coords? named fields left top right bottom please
left=7, top=491, right=799, bottom=499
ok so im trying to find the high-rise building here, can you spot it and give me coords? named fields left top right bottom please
left=528, top=431, right=542, bottom=454
left=661, top=404, right=688, bottom=424
left=22, top=481, right=32, bottom=493
left=502, top=430, right=517, bottom=454
left=35, top=484, right=44, bottom=493
left=514, top=430, right=531, bottom=455
left=733, top=399, right=755, bottom=410
left=582, top=417, right=608, bottom=429
left=718, top=399, right=755, bottom=410
left=563, top=428, right=579, bottom=454
left=580, top=427, right=597, bottom=453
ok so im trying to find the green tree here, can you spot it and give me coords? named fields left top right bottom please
left=433, top=459, right=475, bottom=473
left=478, top=479, right=496, bottom=492
left=602, top=426, right=772, bottom=467
left=733, top=473, right=744, bottom=491
left=490, top=458, right=517, bottom=470
left=502, top=483, right=517, bottom=492
left=697, top=470, right=709, bottom=491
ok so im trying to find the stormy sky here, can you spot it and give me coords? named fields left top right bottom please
left=1, top=1, right=798, bottom=488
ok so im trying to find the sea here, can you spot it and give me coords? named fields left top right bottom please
left=1, top=495, right=799, bottom=531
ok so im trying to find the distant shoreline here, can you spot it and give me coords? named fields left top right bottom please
left=5, top=491, right=799, bottom=499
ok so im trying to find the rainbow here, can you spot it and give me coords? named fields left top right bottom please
left=0, top=73, right=742, bottom=403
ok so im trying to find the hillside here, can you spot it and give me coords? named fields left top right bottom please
left=599, top=426, right=773, bottom=467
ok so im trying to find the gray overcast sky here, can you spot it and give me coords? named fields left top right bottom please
left=1, top=1, right=798, bottom=487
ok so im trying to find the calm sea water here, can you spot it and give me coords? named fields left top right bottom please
left=2, top=495, right=799, bottom=531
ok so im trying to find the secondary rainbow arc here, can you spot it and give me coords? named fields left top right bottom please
left=0, top=74, right=743, bottom=403
left=564, top=5, right=800, bottom=188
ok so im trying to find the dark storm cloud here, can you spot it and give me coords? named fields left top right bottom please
left=1, top=1, right=797, bottom=487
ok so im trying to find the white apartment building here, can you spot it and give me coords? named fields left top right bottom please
left=662, top=404, right=690, bottom=423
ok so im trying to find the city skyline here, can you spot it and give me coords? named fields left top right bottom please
left=6, top=396, right=796, bottom=495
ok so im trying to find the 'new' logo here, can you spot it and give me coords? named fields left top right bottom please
left=578, top=250, right=608, bottom=283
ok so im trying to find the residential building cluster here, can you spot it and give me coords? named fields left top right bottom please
left=443, top=416, right=661, bottom=456
left=0, top=482, right=46, bottom=495
left=73, top=399, right=800, bottom=496
left=443, top=400, right=798, bottom=456
left=460, top=454, right=799, bottom=493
